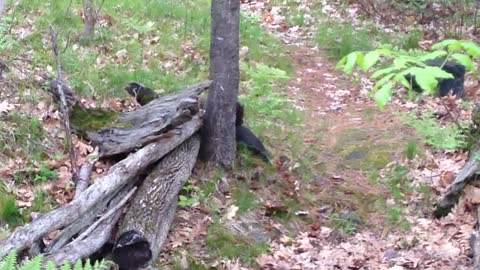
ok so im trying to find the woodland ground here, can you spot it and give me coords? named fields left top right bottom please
left=1, top=0, right=480, bottom=269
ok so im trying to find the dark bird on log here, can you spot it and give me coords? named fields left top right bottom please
left=124, top=82, right=159, bottom=105
left=112, top=230, right=152, bottom=270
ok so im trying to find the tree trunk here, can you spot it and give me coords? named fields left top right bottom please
left=116, top=135, right=201, bottom=265
left=201, top=0, right=240, bottom=169
left=80, top=0, right=96, bottom=40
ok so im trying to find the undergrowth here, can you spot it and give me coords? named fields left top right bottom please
left=400, top=112, right=468, bottom=150
left=0, top=251, right=110, bottom=270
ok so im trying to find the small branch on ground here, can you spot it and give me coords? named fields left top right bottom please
left=49, top=26, right=77, bottom=177
left=74, top=163, right=93, bottom=200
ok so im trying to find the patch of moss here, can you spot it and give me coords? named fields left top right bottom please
left=70, top=104, right=130, bottom=136
left=337, top=142, right=390, bottom=170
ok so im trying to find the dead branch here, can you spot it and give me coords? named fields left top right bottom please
left=74, top=163, right=93, bottom=199
left=434, top=143, right=480, bottom=218
left=49, top=27, right=77, bottom=177
left=87, top=80, right=210, bottom=157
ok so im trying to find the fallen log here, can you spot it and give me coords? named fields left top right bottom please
left=45, top=186, right=136, bottom=264
left=112, top=135, right=200, bottom=268
left=0, top=116, right=202, bottom=257
left=434, top=143, right=480, bottom=218
left=87, top=80, right=211, bottom=158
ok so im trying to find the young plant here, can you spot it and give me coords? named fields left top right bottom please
left=336, top=39, right=480, bottom=108
left=0, top=250, right=110, bottom=270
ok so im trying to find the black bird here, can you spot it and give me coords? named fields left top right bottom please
left=112, top=230, right=152, bottom=270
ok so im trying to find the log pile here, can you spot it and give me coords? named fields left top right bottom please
left=0, top=80, right=211, bottom=268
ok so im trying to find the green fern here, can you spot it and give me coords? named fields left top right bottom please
left=400, top=112, right=467, bottom=150
left=0, top=251, right=110, bottom=270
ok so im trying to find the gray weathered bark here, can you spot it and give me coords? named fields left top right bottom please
left=201, top=0, right=240, bottom=169
left=80, top=0, right=96, bottom=40
left=118, top=134, right=201, bottom=263
left=88, top=80, right=210, bottom=158
left=434, top=143, right=480, bottom=218
left=0, top=117, right=202, bottom=257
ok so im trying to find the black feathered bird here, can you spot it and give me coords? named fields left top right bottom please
left=235, top=102, right=270, bottom=162
left=112, top=230, right=152, bottom=270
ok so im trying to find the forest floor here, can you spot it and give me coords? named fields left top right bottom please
left=157, top=2, right=477, bottom=270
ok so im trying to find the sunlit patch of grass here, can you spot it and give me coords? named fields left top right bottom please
left=206, top=221, right=268, bottom=264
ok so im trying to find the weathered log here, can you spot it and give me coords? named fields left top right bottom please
left=45, top=186, right=136, bottom=264
left=87, top=80, right=210, bottom=158
left=434, top=144, right=480, bottom=218
left=114, top=135, right=200, bottom=268
left=0, top=117, right=202, bottom=257
left=472, top=206, right=480, bottom=270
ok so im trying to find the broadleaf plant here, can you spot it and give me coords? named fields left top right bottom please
left=336, top=39, right=480, bottom=109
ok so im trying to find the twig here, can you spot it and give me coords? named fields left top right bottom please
left=74, top=186, right=137, bottom=242
left=49, top=26, right=78, bottom=177
left=95, top=0, right=106, bottom=19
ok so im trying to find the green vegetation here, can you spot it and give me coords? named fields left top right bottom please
left=315, top=19, right=423, bottom=60
left=400, top=112, right=468, bottom=150
left=376, top=165, right=411, bottom=230
left=0, top=113, right=46, bottom=161
left=328, top=213, right=358, bottom=234
left=231, top=183, right=258, bottom=214
left=403, top=139, right=418, bottom=160
left=206, top=221, right=268, bottom=264
left=336, top=39, right=480, bottom=108
left=0, top=250, right=110, bottom=270
left=0, top=195, right=23, bottom=227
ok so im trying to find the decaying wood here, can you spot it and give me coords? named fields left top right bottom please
left=87, top=80, right=210, bottom=158
left=117, top=134, right=201, bottom=263
left=434, top=144, right=480, bottom=218
left=45, top=186, right=136, bottom=264
left=0, top=117, right=202, bottom=257
left=74, top=163, right=93, bottom=199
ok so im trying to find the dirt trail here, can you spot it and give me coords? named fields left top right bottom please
left=255, top=44, right=474, bottom=269
left=286, top=46, right=411, bottom=204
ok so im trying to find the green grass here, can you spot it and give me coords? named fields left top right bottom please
left=314, top=17, right=422, bottom=60
left=231, top=183, right=258, bottom=214
left=0, top=113, right=46, bottom=162
left=5, top=0, right=291, bottom=98
left=0, top=182, right=23, bottom=227
left=206, top=221, right=268, bottom=264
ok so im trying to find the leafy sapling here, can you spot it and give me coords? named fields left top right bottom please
left=336, top=39, right=480, bottom=108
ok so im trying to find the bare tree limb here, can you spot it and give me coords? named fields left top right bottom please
left=49, top=27, right=77, bottom=177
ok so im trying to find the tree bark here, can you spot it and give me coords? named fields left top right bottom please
left=88, top=80, right=210, bottom=158
left=201, top=0, right=240, bottom=169
left=117, top=135, right=200, bottom=264
left=80, top=0, right=96, bottom=40
left=0, top=117, right=202, bottom=257
left=434, top=143, right=480, bottom=218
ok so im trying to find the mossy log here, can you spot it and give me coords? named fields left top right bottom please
left=0, top=115, right=202, bottom=259
left=88, top=80, right=211, bottom=158
left=0, top=81, right=208, bottom=266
